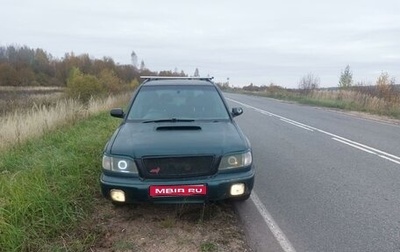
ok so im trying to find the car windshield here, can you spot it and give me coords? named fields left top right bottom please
left=127, top=85, right=230, bottom=120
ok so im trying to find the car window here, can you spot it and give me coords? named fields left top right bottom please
left=128, top=85, right=230, bottom=120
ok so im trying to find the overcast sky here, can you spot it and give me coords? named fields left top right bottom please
left=1, top=0, right=400, bottom=88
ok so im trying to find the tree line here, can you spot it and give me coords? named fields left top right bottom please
left=0, top=45, right=187, bottom=88
left=241, top=65, right=398, bottom=101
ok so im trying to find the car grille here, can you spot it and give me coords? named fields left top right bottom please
left=141, top=156, right=216, bottom=178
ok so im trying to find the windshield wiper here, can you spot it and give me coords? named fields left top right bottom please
left=142, top=118, right=195, bottom=123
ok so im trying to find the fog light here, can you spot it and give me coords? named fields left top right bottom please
left=110, top=189, right=126, bottom=202
left=230, top=183, right=245, bottom=196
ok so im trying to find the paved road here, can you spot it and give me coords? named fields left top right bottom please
left=225, top=93, right=400, bottom=252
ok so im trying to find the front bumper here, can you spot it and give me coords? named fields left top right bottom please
left=100, top=168, right=255, bottom=204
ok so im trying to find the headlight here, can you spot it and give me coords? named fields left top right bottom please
left=102, top=155, right=138, bottom=173
left=218, top=151, right=252, bottom=170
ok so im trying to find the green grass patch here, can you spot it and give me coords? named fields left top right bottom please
left=200, top=241, right=218, bottom=252
left=295, top=96, right=348, bottom=109
left=0, top=112, right=120, bottom=251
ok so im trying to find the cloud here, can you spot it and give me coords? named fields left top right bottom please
left=1, top=0, right=399, bottom=87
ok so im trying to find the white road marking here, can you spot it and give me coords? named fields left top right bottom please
left=227, top=98, right=315, bottom=131
left=319, top=129, right=400, bottom=161
left=378, top=155, right=400, bottom=165
left=280, top=118, right=314, bottom=131
left=251, top=192, right=297, bottom=252
left=261, top=111, right=274, bottom=116
left=332, top=138, right=376, bottom=154
left=227, top=97, right=400, bottom=166
left=332, top=137, right=400, bottom=164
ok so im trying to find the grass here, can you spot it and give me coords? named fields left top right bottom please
left=112, top=240, right=137, bottom=251
left=0, top=86, right=65, bottom=117
left=0, top=110, right=123, bottom=251
left=160, top=217, right=176, bottom=228
left=200, top=242, right=218, bottom=252
left=0, top=88, right=252, bottom=251
left=0, top=93, right=130, bottom=151
left=237, top=89, right=400, bottom=119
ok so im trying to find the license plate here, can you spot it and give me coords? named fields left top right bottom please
left=149, top=184, right=207, bottom=197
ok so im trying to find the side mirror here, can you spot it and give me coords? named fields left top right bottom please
left=110, top=108, right=125, bottom=118
left=231, top=107, right=243, bottom=117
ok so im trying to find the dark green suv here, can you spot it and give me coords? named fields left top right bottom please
left=100, top=77, right=254, bottom=204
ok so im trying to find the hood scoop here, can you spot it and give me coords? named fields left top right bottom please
left=156, top=125, right=202, bottom=131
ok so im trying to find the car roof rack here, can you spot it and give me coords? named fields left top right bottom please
left=140, top=76, right=214, bottom=81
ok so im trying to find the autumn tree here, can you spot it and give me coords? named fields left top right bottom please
left=66, top=67, right=104, bottom=102
left=115, top=64, right=139, bottom=83
left=99, top=69, right=122, bottom=94
left=376, top=72, right=395, bottom=101
left=0, top=63, right=18, bottom=86
left=129, top=78, right=140, bottom=90
left=0, top=44, right=170, bottom=88
left=18, top=67, right=35, bottom=86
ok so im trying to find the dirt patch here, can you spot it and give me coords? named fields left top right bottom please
left=88, top=197, right=251, bottom=252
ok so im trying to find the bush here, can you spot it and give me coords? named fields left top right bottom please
left=376, top=72, right=395, bottom=102
left=298, top=72, right=320, bottom=94
left=66, top=67, right=104, bottom=103
left=99, top=69, right=122, bottom=94
left=129, top=78, right=140, bottom=90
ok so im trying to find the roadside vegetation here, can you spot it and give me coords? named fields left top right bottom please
left=0, top=44, right=249, bottom=251
left=0, top=44, right=192, bottom=150
left=0, top=109, right=248, bottom=251
left=221, top=67, right=400, bottom=119
left=0, top=112, right=119, bottom=251
left=0, top=93, right=130, bottom=151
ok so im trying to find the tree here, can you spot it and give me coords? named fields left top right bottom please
left=18, top=67, right=35, bottom=86
left=298, top=73, right=320, bottom=93
left=129, top=78, right=140, bottom=90
left=66, top=67, right=104, bottom=102
left=0, top=47, right=6, bottom=63
left=193, top=68, right=199, bottom=77
left=339, top=65, right=353, bottom=88
left=159, top=70, right=174, bottom=76
left=0, top=63, right=18, bottom=86
left=99, top=69, right=122, bottom=94
left=376, top=72, right=395, bottom=101
left=0, top=44, right=183, bottom=88
left=33, top=48, right=52, bottom=76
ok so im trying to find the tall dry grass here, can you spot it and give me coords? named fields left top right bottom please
left=0, top=86, right=65, bottom=117
left=0, top=93, right=131, bottom=150
left=309, top=89, right=400, bottom=117
left=0, top=86, right=64, bottom=92
left=241, top=87, right=400, bottom=119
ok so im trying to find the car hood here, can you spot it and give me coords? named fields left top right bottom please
left=109, top=121, right=248, bottom=157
